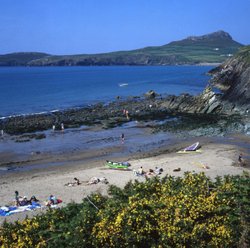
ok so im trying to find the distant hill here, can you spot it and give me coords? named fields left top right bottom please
left=0, top=31, right=243, bottom=66
left=0, top=52, right=50, bottom=66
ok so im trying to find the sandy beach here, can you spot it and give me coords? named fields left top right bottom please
left=0, top=138, right=249, bottom=225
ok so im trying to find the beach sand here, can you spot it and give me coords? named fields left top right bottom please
left=0, top=141, right=248, bottom=225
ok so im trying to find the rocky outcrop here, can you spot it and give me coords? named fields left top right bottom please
left=5, top=47, right=250, bottom=135
left=0, top=86, right=238, bottom=135
left=210, top=46, right=250, bottom=108
left=144, top=90, right=157, bottom=99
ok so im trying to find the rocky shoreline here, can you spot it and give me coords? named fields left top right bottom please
left=1, top=45, right=250, bottom=138
left=0, top=87, right=249, bottom=139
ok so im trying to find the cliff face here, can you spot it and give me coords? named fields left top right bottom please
left=210, top=46, right=250, bottom=107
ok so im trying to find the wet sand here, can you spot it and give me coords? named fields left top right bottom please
left=0, top=125, right=250, bottom=225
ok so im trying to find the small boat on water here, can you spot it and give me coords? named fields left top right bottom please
left=119, top=83, right=128, bottom=87
left=105, top=160, right=131, bottom=169
left=184, top=142, right=200, bottom=151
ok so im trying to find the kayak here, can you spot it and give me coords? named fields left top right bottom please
left=105, top=160, right=130, bottom=169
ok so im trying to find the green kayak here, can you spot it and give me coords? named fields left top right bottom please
left=105, top=160, right=131, bottom=169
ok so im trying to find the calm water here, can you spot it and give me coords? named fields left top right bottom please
left=0, top=66, right=214, bottom=117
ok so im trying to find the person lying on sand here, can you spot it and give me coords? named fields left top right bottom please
left=145, top=169, right=155, bottom=179
left=65, top=177, right=81, bottom=187
left=154, top=167, right=163, bottom=175
left=29, top=195, right=39, bottom=203
left=14, top=191, right=40, bottom=207
left=87, top=177, right=109, bottom=185
left=18, top=196, right=29, bottom=206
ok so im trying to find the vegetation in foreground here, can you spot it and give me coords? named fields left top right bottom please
left=0, top=172, right=249, bottom=248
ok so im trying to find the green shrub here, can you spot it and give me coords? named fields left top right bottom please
left=0, top=173, right=249, bottom=247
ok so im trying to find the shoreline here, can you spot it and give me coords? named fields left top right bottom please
left=1, top=123, right=249, bottom=173
left=0, top=133, right=249, bottom=225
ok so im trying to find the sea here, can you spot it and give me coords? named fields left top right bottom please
left=0, top=65, right=214, bottom=118
left=1, top=65, right=250, bottom=174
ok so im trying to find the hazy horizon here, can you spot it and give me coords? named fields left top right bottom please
left=0, top=0, right=249, bottom=55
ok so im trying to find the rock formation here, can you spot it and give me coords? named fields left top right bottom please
left=210, top=46, right=250, bottom=110
left=1, top=46, right=250, bottom=135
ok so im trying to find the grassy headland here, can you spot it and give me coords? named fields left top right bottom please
left=0, top=31, right=243, bottom=66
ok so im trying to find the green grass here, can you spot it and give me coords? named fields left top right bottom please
left=0, top=32, right=244, bottom=66
left=236, top=45, right=250, bottom=64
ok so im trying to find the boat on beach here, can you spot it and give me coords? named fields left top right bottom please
left=105, top=160, right=131, bottom=169
left=184, top=142, right=200, bottom=151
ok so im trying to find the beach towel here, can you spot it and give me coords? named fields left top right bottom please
left=0, top=202, right=41, bottom=217
left=47, top=199, right=63, bottom=208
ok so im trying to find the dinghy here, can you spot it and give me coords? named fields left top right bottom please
left=105, top=160, right=131, bottom=169
left=184, top=142, right=200, bottom=151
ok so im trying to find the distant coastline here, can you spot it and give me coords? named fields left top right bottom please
left=0, top=31, right=243, bottom=66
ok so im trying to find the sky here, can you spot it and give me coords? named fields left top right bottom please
left=0, top=0, right=250, bottom=55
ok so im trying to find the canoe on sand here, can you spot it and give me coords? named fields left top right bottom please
left=105, top=160, right=131, bottom=169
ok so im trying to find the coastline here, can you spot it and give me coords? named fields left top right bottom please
left=0, top=133, right=249, bottom=225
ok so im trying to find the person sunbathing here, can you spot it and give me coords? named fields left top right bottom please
left=30, top=195, right=39, bottom=203
left=14, top=191, right=30, bottom=206
left=154, top=167, right=163, bottom=175
left=19, top=196, right=29, bottom=206
left=87, top=177, right=100, bottom=185
left=45, top=195, right=58, bottom=207
left=65, top=177, right=81, bottom=186
left=145, top=169, right=155, bottom=179
left=87, top=177, right=109, bottom=185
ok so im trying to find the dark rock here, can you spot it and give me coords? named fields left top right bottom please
left=210, top=46, right=250, bottom=108
left=144, top=90, right=157, bottom=99
left=0, top=77, right=247, bottom=136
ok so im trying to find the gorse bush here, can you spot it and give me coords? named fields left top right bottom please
left=0, top=172, right=249, bottom=248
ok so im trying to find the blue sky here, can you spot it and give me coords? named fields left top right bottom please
left=0, top=0, right=249, bottom=55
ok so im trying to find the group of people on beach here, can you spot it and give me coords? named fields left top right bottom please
left=133, top=166, right=163, bottom=179
left=14, top=191, right=61, bottom=208
left=65, top=177, right=109, bottom=186
left=14, top=191, right=39, bottom=207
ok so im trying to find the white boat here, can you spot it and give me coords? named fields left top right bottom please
left=119, top=83, right=128, bottom=87
left=184, top=142, right=200, bottom=151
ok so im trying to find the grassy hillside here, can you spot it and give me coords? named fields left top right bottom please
left=235, top=45, right=250, bottom=64
left=0, top=52, right=49, bottom=66
left=0, top=31, right=243, bottom=66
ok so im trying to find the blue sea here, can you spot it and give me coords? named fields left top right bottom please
left=0, top=66, right=214, bottom=117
